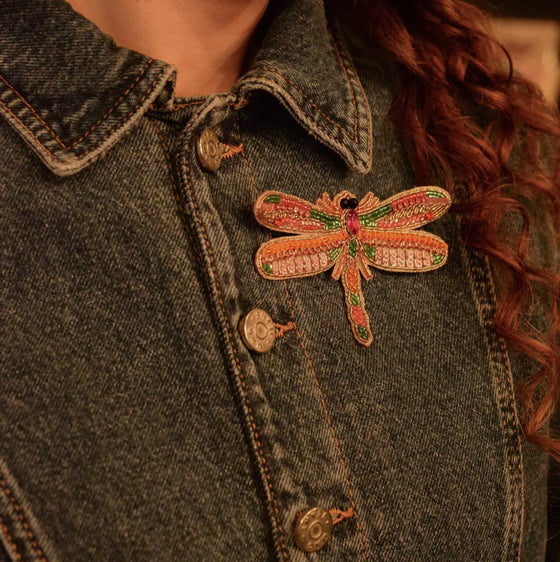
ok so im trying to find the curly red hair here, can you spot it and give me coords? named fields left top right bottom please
left=333, top=0, right=560, bottom=458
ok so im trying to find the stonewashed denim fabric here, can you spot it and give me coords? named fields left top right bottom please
left=0, top=0, right=552, bottom=560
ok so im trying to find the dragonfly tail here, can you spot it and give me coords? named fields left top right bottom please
left=341, top=257, right=373, bottom=347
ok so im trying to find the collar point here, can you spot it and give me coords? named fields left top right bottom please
left=349, top=151, right=373, bottom=175
left=0, top=62, right=176, bottom=177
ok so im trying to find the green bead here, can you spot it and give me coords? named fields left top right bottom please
left=426, top=190, right=446, bottom=198
left=363, top=245, right=376, bottom=260
left=348, top=239, right=358, bottom=258
left=359, top=204, right=392, bottom=226
left=432, top=253, right=444, bottom=265
left=328, top=247, right=341, bottom=261
left=310, top=209, right=341, bottom=229
left=264, top=194, right=281, bottom=204
left=263, top=262, right=273, bottom=273
left=349, top=293, right=360, bottom=305
left=357, top=326, right=369, bottom=340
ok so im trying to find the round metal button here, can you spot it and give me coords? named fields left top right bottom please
left=294, top=507, right=333, bottom=553
left=196, top=128, right=222, bottom=172
left=239, top=309, right=275, bottom=353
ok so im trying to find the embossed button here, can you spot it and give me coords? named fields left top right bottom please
left=196, top=128, right=222, bottom=172
left=294, top=507, right=333, bottom=553
left=239, top=309, right=275, bottom=353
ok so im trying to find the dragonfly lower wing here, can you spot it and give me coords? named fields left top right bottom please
left=341, top=257, right=373, bottom=347
left=255, top=231, right=347, bottom=279
left=359, top=229, right=448, bottom=272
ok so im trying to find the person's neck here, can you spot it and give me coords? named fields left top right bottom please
left=66, top=0, right=270, bottom=97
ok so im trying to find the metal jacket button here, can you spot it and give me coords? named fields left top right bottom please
left=294, top=507, right=333, bottom=552
left=196, top=128, right=222, bottom=172
left=239, top=309, right=275, bottom=353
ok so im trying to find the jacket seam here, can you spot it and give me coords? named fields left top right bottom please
left=240, top=76, right=366, bottom=174
left=0, top=514, right=21, bottom=561
left=170, top=101, right=205, bottom=111
left=0, top=472, right=48, bottom=562
left=236, top=114, right=367, bottom=559
left=0, top=58, right=153, bottom=150
left=462, top=243, right=524, bottom=561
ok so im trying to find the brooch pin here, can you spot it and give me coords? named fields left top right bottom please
left=253, top=186, right=451, bottom=346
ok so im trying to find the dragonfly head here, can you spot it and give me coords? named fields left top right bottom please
left=340, top=197, right=359, bottom=210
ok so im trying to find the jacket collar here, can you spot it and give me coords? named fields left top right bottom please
left=0, top=0, right=372, bottom=176
left=235, top=0, right=373, bottom=174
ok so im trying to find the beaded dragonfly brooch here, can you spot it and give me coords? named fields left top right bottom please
left=254, top=186, right=452, bottom=346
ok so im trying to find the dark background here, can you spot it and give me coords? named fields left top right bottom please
left=489, top=0, right=559, bottom=19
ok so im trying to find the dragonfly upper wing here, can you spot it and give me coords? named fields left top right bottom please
left=358, top=186, right=451, bottom=231
left=254, top=191, right=342, bottom=234
left=359, top=229, right=448, bottom=272
left=255, top=231, right=348, bottom=279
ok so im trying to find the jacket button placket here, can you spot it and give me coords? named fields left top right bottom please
left=176, top=102, right=364, bottom=561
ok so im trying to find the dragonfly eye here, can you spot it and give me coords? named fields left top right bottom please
left=340, top=197, right=359, bottom=210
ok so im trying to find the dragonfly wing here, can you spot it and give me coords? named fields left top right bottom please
left=359, top=229, right=448, bottom=272
left=341, top=257, right=373, bottom=347
left=359, top=186, right=451, bottom=231
left=255, top=231, right=347, bottom=279
left=254, top=191, right=342, bottom=234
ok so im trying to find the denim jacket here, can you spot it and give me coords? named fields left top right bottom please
left=0, top=0, right=550, bottom=560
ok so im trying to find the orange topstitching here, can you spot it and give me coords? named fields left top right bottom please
left=0, top=68, right=165, bottom=165
left=329, top=506, right=355, bottom=526
left=0, top=58, right=153, bottom=150
left=0, top=514, right=21, bottom=562
left=170, top=101, right=205, bottom=111
left=274, top=321, right=296, bottom=338
left=0, top=473, right=47, bottom=562
left=220, top=143, right=244, bottom=160
left=328, top=28, right=359, bottom=143
left=255, top=66, right=353, bottom=137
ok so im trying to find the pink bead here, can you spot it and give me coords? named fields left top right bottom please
left=346, top=210, right=359, bottom=236
left=287, top=257, right=296, bottom=274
